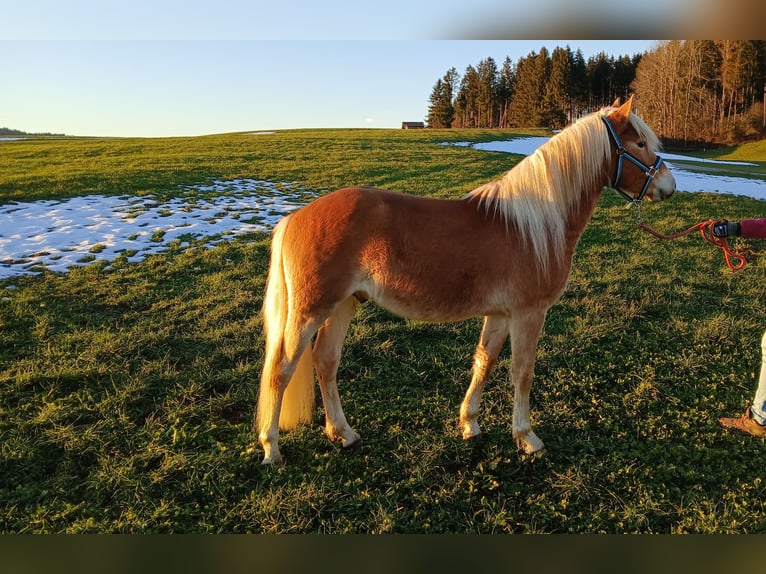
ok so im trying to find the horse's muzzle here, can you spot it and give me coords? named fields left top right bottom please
left=647, top=168, right=676, bottom=202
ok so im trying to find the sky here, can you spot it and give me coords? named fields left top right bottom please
left=2, top=40, right=660, bottom=137
left=1, top=0, right=759, bottom=138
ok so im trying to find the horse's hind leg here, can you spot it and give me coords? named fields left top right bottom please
left=509, top=308, right=548, bottom=454
left=313, top=296, right=361, bottom=449
left=258, top=319, right=317, bottom=465
left=460, top=315, right=510, bottom=439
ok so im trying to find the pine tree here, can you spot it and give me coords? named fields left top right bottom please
left=476, top=57, right=499, bottom=128
left=587, top=52, right=613, bottom=108
left=427, top=79, right=447, bottom=128
left=496, top=56, right=515, bottom=128
left=739, top=41, right=765, bottom=108
left=570, top=49, right=588, bottom=118
left=545, top=46, right=571, bottom=129
left=509, top=49, right=549, bottom=127
left=426, top=67, right=458, bottom=128
left=454, top=65, right=480, bottom=128
left=696, top=40, right=724, bottom=138
left=612, top=54, right=638, bottom=103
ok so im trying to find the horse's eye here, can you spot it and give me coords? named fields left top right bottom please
left=637, top=141, right=646, bottom=149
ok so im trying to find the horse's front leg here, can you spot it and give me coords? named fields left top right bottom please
left=460, top=315, right=510, bottom=439
left=510, top=308, right=548, bottom=454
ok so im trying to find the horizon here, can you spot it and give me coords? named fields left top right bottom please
left=3, top=40, right=659, bottom=138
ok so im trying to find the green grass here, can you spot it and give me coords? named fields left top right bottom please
left=0, top=129, right=520, bottom=204
left=710, top=139, right=766, bottom=163
left=2, top=129, right=766, bottom=533
left=663, top=140, right=766, bottom=182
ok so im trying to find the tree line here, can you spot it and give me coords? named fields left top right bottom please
left=633, top=40, right=765, bottom=145
left=427, top=46, right=641, bottom=131
left=427, top=41, right=766, bottom=145
left=0, top=127, right=28, bottom=136
left=0, top=127, right=65, bottom=137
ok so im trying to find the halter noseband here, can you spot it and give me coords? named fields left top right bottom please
left=601, top=114, right=664, bottom=204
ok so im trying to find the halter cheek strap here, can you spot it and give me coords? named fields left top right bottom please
left=601, top=115, right=664, bottom=204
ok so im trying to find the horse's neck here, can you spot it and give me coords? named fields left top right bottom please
left=563, top=181, right=607, bottom=252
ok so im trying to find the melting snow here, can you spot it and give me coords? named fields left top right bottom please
left=0, top=179, right=315, bottom=279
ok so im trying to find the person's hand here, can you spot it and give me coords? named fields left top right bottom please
left=712, top=220, right=741, bottom=237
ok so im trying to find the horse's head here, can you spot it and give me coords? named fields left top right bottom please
left=602, top=96, right=676, bottom=203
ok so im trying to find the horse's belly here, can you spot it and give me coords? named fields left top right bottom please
left=361, top=280, right=493, bottom=323
left=376, top=298, right=476, bottom=323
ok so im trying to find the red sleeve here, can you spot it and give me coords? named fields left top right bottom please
left=740, top=219, right=766, bottom=239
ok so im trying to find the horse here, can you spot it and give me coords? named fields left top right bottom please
left=256, top=96, right=676, bottom=465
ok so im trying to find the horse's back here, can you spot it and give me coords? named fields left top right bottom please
left=282, top=186, right=395, bottom=261
left=285, top=185, right=471, bottom=252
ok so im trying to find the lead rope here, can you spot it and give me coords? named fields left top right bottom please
left=633, top=203, right=759, bottom=271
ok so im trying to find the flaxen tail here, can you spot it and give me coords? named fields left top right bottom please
left=256, top=215, right=315, bottom=432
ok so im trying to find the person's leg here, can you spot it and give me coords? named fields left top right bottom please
left=719, top=329, right=766, bottom=437
left=749, top=329, right=766, bottom=425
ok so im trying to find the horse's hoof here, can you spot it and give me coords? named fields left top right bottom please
left=461, top=419, right=482, bottom=440
left=515, top=430, right=545, bottom=455
left=522, top=446, right=546, bottom=458
left=464, top=431, right=484, bottom=443
left=342, top=434, right=362, bottom=449
left=261, top=454, right=284, bottom=466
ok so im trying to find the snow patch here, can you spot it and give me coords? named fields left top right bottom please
left=0, top=179, right=316, bottom=279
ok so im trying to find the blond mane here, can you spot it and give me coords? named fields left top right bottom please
left=465, top=106, right=661, bottom=271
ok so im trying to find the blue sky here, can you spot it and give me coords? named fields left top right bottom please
left=4, top=0, right=729, bottom=137
left=2, top=40, right=659, bottom=137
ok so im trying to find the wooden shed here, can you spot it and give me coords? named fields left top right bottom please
left=401, top=122, right=425, bottom=129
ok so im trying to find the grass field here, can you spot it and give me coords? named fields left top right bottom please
left=2, top=128, right=766, bottom=533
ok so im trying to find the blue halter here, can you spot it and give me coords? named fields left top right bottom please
left=601, top=114, right=664, bottom=204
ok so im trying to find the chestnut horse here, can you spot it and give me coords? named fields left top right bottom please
left=256, top=97, right=676, bottom=465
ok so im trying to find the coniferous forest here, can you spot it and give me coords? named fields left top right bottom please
left=426, top=40, right=766, bottom=146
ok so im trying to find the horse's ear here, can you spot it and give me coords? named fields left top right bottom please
left=611, top=97, right=621, bottom=107
left=611, top=95, right=634, bottom=121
